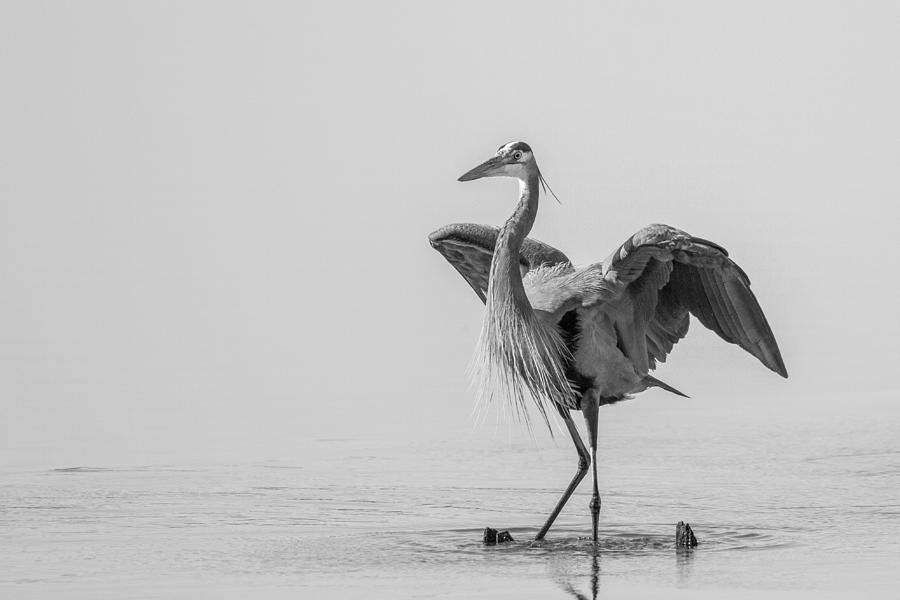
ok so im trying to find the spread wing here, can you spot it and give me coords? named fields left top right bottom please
left=430, top=222, right=787, bottom=381
left=428, top=223, right=571, bottom=303
left=582, top=224, right=788, bottom=377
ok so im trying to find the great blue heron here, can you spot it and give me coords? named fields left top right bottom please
left=429, top=141, right=787, bottom=543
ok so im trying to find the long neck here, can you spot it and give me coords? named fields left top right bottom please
left=488, top=172, right=540, bottom=308
left=473, top=167, right=573, bottom=426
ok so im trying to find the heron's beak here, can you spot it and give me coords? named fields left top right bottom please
left=457, top=155, right=505, bottom=182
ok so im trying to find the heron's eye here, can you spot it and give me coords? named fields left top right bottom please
left=513, top=151, right=523, bottom=161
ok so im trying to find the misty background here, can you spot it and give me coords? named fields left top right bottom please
left=2, top=1, right=898, bottom=468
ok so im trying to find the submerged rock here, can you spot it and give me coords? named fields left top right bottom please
left=483, top=527, right=515, bottom=544
left=676, top=521, right=698, bottom=548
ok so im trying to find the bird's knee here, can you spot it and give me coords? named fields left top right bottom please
left=577, top=453, right=590, bottom=473
left=590, top=496, right=601, bottom=513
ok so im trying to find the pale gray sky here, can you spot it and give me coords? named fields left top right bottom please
left=2, top=1, right=898, bottom=466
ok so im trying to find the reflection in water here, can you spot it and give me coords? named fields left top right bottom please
left=554, top=547, right=600, bottom=600
left=547, top=533, right=696, bottom=598
left=676, top=547, right=695, bottom=585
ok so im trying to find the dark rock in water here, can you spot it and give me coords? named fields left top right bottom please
left=676, top=521, right=698, bottom=548
left=483, top=527, right=515, bottom=545
left=483, top=527, right=498, bottom=544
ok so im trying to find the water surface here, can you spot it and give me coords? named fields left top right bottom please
left=2, top=397, right=899, bottom=598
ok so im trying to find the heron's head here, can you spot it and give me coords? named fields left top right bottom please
left=457, top=141, right=537, bottom=182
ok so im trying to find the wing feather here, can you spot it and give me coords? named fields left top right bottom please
left=589, top=224, right=787, bottom=378
left=429, top=223, right=570, bottom=304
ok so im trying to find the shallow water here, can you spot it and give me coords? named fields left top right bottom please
left=2, top=397, right=899, bottom=598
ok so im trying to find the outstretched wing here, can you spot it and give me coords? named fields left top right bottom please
left=585, top=224, right=787, bottom=378
left=428, top=223, right=571, bottom=303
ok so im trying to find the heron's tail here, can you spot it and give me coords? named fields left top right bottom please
left=638, top=375, right=689, bottom=398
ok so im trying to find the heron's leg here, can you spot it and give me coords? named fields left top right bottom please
left=581, top=393, right=601, bottom=543
left=534, top=406, right=590, bottom=542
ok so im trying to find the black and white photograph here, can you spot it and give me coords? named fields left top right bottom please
left=2, top=2, right=899, bottom=598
